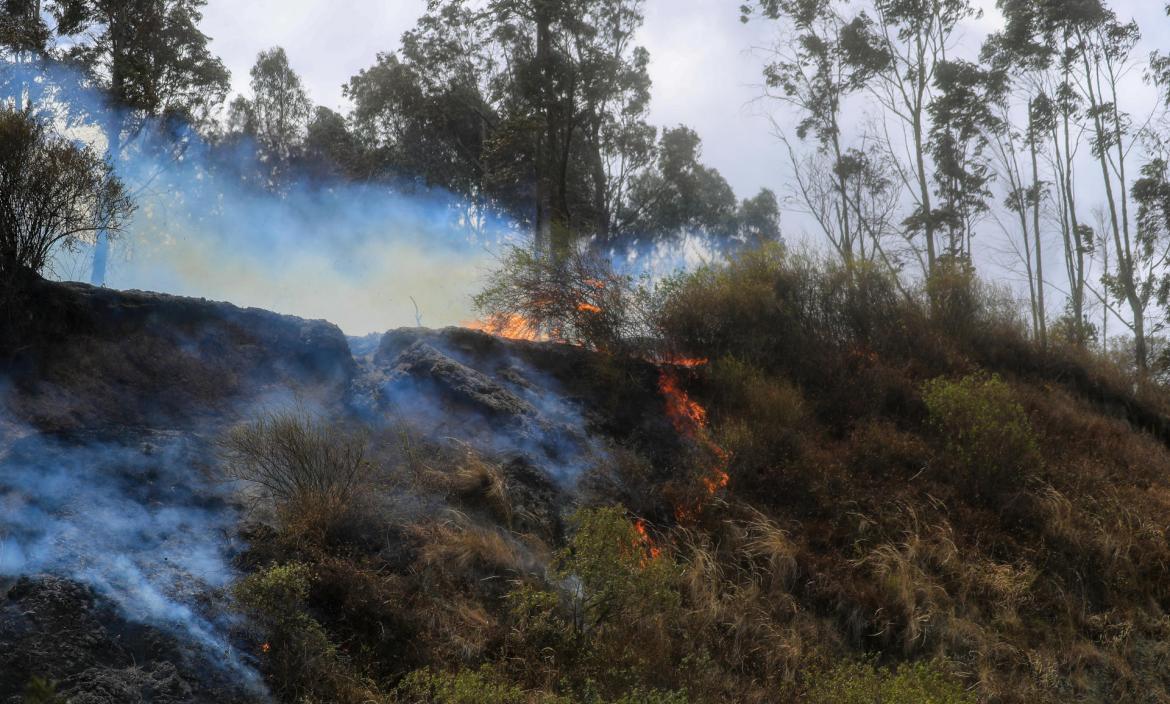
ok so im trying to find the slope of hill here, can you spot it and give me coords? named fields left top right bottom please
left=4, top=256, right=1170, bottom=703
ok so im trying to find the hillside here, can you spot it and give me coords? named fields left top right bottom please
left=4, top=258, right=1170, bottom=703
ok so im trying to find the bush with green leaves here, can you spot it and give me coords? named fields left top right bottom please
left=921, top=373, right=1040, bottom=498
left=804, top=660, right=974, bottom=704
left=394, top=666, right=542, bottom=704
left=504, top=506, right=683, bottom=697
left=234, top=562, right=342, bottom=698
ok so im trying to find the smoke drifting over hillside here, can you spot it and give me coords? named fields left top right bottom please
left=0, top=422, right=266, bottom=694
left=4, top=58, right=515, bottom=335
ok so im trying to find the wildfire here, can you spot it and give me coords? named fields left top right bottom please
left=634, top=518, right=662, bottom=562
left=260, top=642, right=270, bottom=654
left=658, top=368, right=731, bottom=522
left=577, top=302, right=603, bottom=314
left=464, top=313, right=546, bottom=341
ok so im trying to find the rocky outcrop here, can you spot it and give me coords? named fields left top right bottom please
left=2, top=279, right=355, bottom=432
left=0, top=576, right=258, bottom=704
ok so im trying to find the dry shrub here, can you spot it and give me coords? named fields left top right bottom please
left=417, top=446, right=513, bottom=528
left=413, top=516, right=533, bottom=582
left=473, top=243, right=656, bottom=355
left=221, top=411, right=374, bottom=545
left=846, top=419, right=930, bottom=479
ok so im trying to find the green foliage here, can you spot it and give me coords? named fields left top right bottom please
left=234, top=562, right=342, bottom=698
left=21, top=677, right=64, bottom=704
left=503, top=506, right=683, bottom=697
left=394, top=666, right=542, bottom=704
left=554, top=506, right=681, bottom=635
left=804, top=660, right=974, bottom=704
left=921, top=373, right=1040, bottom=498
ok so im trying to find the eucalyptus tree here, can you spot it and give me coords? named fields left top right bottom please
left=927, top=59, right=997, bottom=264
left=841, top=0, right=979, bottom=276
left=991, top=0, right=1099, bottom=347
left=742, top=0, right=882, bottom=265
left=1, top=0, right=49, bottom=108
left=228, top=47, right=312, bottom=165
left=347, top=0, right=657, bottom=255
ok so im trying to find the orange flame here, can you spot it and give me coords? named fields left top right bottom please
left=577, top=302, right=603, bottom=314
left=464, top=313, right=546, bottom=341
left=260, top=642, right=270, bottom=654
left=634, top=518, right=662, bottom=562
left=658, top=368, right=731, bottom=522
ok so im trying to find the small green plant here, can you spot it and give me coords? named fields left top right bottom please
left=921, top=373, right=1040, bottom=498
left=22, top=677, right=64, bottom=704
left=234, top=562, right=340, bottom=698
left=805, top=659, right=974, bottom=704
left=503, top=506, right=683, bottom=697
left=394, top=666, right=540, bottom=704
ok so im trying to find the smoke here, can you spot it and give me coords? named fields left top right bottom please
left=3, top=57, right=521, bottom=335
left=0, top=420, right=266, bottom=693
left=378, top=334, right=609, bottom=487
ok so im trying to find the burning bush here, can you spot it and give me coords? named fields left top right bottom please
left=921, top=374, right=1040, bottom=500
left=473, top=243, right=657, bottom=355
left=220, top=411, right=373, bottom=544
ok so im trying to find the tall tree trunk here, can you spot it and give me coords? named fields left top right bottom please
left=1029, top=109, right=1046, bottom=348
left=534, top=0, right=553, bottom=258
left=91, top=7, right=125, bottom=287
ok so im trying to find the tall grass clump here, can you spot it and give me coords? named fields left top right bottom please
left=221, top=411, right=373, bottom=543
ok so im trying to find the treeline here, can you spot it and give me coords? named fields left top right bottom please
left=742, top=0, right=1170, bottom=378
left=0, top=0, right=781, bottom=270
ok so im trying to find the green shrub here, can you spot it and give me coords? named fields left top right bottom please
left=394, top=666, right=546, bottom=704
left=21, top=677, right=63, bottom=704
left=921, top=373, right=1040, bottom=498
left=504, top=506, right=683, bottom=696
left=234, top=562, right=342, bottom=698
left=805, top=659, right=974, bottom=704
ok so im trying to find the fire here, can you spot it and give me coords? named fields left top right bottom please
left=260, top=642, right=270, bottom=653
left=658, top=368, right=731, bottom=522
left=634, top=518, right=662, bottom=562
left=577, top=302, right=603, bottom=314
left=464, top=313, right=546, bottom=341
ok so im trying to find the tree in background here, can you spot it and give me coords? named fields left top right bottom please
left=1, top=0, right=49, bottom=108
left=45, top=0, right=228, bottom=286
left=228, top=47, right=312, bottom=168
left=0, top=106, right=133, bottom=281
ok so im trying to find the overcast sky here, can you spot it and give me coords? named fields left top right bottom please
left=200, top=1, right=1165, bottom=201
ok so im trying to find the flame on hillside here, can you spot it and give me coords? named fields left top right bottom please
left=634, top=518, right=662, bottom=562
left=658, top=367, right=730, bottom=522
left=464, top=313, right=547, bottom=341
